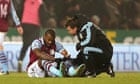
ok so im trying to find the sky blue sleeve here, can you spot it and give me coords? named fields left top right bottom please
left=55, top=42, right=65, bottom=53
left=80, top=22, right=93, bottom=46
left=10, top=0, right=21, bottom=26
left=31, top=40, right=42, bottom=50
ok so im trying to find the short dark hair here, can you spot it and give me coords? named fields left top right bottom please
left=45, top=29, right=56, bottom=38
left=65, top=14, right=89, bottom=28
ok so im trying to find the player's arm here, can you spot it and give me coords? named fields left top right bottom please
left=31, top=39, right=55, bottom=61
left=55, top=42, right=70, bottom=58
left=60, top=49, right=70, bottom=58
left=79, top=22, right=93, bottom=46
left=76, top=22, right=93, bottom=50
left=33, top=48, right=55, bottom=61
left=10, top=0, right=23, bottom=34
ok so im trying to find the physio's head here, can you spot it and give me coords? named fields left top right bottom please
left=65, top=14, right=89, bottom=35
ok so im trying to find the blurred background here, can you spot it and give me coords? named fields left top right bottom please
left=6, top=0, right=140, bottom=44
left=13, top=0, right=140, bottom=29
left=3, top=0, right=140, bottom=72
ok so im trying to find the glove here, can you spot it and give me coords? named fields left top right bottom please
left=76, top=43, right=81, bottom=51
left=55, top=59, right=62, bottom=63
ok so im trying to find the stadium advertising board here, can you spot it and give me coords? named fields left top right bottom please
left=1, top=43, right=140, bottom=72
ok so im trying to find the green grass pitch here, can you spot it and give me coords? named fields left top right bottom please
left=0, top=72, right=140, bottom=84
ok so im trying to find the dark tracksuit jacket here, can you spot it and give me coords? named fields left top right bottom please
left=74, top=22, right=113, bottom=73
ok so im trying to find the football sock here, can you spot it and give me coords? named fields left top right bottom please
left=49, top=66, right=62, bottom=77
left=0, top=51, right=8, bottom=72
left=43, top=62, right=62, bottom=77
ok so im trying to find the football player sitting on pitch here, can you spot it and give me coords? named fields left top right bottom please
left=26, top=29, right=85, bottom=77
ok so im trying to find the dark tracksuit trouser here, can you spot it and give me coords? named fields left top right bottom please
left=19, top=23, right=40, bottom=61
left=72, top=49, right=113, bottom=75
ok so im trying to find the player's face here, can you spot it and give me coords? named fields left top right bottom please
left=44, top=34, right=55, bottom=46
left=66, top=26, right=77, bottom=35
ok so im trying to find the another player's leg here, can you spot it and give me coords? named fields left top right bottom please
left=18, top=40, right=28, bottom=72
left=18, top=59, right=23, bottom=72
left=0, top=33, right=8, bottom=75
left=0, top=50, right=9, bottom=75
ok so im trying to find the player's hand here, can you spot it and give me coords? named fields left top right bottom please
left=55, top=59, right=62, bottom=63
left=65, top=54, right=71, bottom=58
left=17, top=26, right=23, bottom=35
left=76, top=43, right=81, bottom=51
left=47, top=55, right=55, bottom=61
left=63, top=54, right=70, bottom=61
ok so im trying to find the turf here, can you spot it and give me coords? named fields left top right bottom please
left=0, top=72, right=140, bottom=84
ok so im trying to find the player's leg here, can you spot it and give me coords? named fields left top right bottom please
left=42, top=60, right=66, bottom=77
left=95, top=54, right=115, bottom=77
left=84, top=53, right=112, bottom=78
left=65, top=57, right=86, bottom=77
left=84, top=55, right=97, bottom=78
left=0, top=32, right=8, bottom=75
left=106, top=62, right=115, bottom=77
left=103, top=44, right=115, bottom=77
left=68, top=63, right=86, bottom=77
left=27, top=60, right=45, bottom=78
left=82, top=46, right=104, bottom=77
left=104, top=52, right=115, bottom=77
